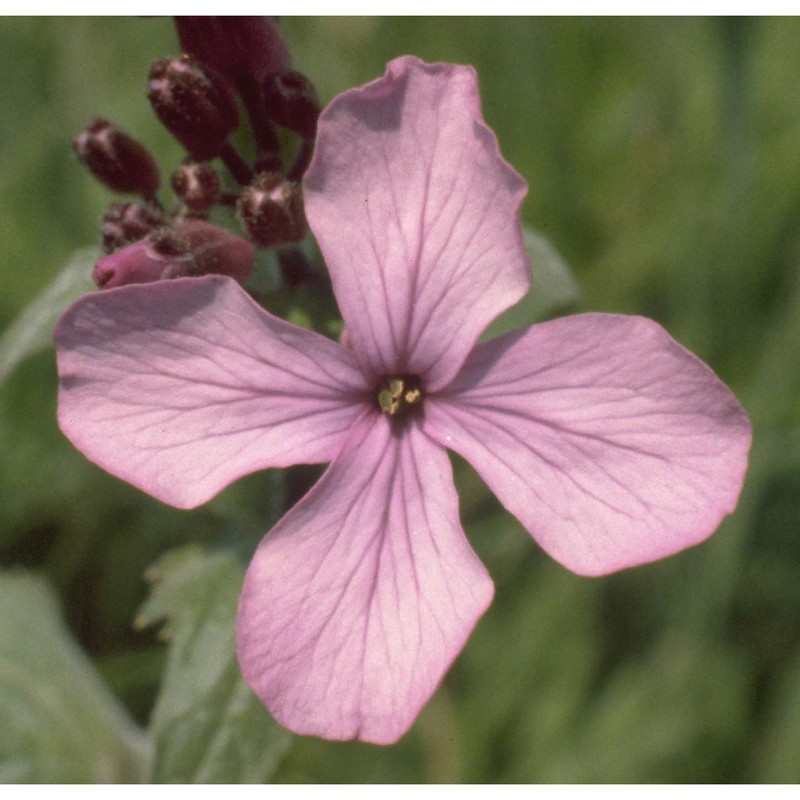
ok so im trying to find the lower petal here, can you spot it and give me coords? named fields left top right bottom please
left=424, top=313, right=752, bottom=576
left=237, top=412, right=493, bottom=744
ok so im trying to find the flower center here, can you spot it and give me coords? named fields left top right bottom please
left=377, top=375, right=423, bottom=417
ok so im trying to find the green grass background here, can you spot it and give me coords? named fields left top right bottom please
left=2, top=17, right=800, bottom=782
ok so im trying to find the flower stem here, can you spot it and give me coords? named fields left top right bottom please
left=237, top=77, right=283, bottom=174
left=219, top=141, right=253, bottom=186
left=287, top=138, right=315, bottom=182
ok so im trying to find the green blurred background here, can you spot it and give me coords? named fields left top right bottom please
left=1, top=17, right=800, bottom=782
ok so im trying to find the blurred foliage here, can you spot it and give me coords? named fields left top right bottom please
left=0, top=571, right=149, bottom=782
left=1, top=16, right=799, bottom=783
left=0, top=247, right=96, bottom=383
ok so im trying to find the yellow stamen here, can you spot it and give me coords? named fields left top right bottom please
left=403, top=387, right=421, bottom=405
left=377, top=376, right=422, bottom=416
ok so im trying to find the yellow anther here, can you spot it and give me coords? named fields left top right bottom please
left=403, top=387, right=421, bottom=405
left=377, top=376, right=423, bottom=416
left=379, top=388, right=401, bottom=415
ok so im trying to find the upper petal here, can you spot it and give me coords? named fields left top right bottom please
left=304, top=55, right=530, bottom=390
left=55, top=275, right=369, bottom=508
left=237, top=411, right=493, bottom=744
left=423, top=313, right=752, bottom=576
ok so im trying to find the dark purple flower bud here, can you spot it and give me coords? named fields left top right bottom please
left=237, top=172, right=306, bottom=246
left=101, top=202, right=168, bottom=253
left=73, top=118, right=160, bottom=196
left=94, top=221, right=254, bottom=290
left=174, top=17, right=291, bottom=85
left=171, top=160, right=220, bottom=216
left=148, top=56, right=240, bottom=161
left=263, top=71, right=321, bottom=140
left=152, top=221, right=255, bottom=283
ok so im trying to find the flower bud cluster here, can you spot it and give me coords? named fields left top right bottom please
left=71, top=17, right=324, bottom=292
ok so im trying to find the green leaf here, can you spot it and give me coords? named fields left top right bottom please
left=138, top=545, right=292, bottom=783
left=0, top=246, right=97, bottom=385
left=481, top=225, right=581, bottom=342
left=0, top=571, right=149, bottom=783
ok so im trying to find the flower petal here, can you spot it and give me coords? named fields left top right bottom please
left=55, top=275, right=369, bottom=508
left=304, top=55, right=530, bottom=390
left=424, top=314, right=752, bottom=576
left=237, top=411, right=493, bottom=744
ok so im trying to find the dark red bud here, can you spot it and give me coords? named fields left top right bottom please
left=237, top=172, right=306, bottom=246
left=170, top=160, right=220, bottom=216
left=152, top=221, right=255, bottom=283
left=73, top=118, right=160, bottom=196
left=148, top=56, right=240, bottom=160
left=262, top=71, right=320, bottom=140
left=101, top=202, right=167, bottom=253
left=94, top=221, right=254, bottom=289
left=174, top=17, right=291, bottom=84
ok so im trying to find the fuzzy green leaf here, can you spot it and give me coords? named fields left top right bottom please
left=138, top=545, right=292, bottom=783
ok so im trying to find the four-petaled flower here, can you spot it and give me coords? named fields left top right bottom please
left=54, top=57, right=752, bottom=744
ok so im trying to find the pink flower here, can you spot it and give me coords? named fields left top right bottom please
left=54, top=57, right=752, bottom=744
